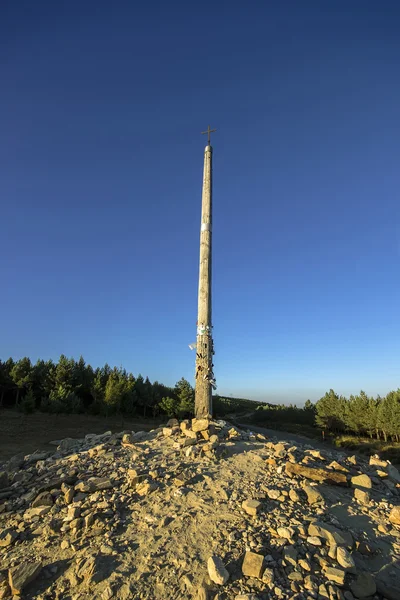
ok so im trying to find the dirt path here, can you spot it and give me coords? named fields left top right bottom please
left=238, top=422, right=329, bottom=451
left=0, top=410, right=162, bottom=463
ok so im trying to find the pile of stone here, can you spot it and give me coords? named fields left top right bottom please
left=0, top=420, right=399, bottom=600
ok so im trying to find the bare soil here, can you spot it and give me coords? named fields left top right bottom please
left=0, top=410, right=162, bottom=463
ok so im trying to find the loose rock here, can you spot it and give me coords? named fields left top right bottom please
left=242, top=498, right=261, bottom=516
left=242, top=551, right=264, bottom=578
left=207, top=555, right=229, bottom=585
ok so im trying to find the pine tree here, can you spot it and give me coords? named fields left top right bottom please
left=315, top=389, right=346, bottom=432
left=175, top=377, right=194, bottom=417
left=10, top=357, right=32, bottom=406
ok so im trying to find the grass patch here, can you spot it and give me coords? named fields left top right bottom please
left=333, top=434, right=400, bottom=464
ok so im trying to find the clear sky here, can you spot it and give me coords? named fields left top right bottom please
left=1, top=1, right=400, bottom=405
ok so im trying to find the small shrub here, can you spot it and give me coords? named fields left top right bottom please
left=20, top=389, right=35, bottom=414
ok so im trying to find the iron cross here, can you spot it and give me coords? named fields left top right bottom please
left=201, top=125, right=217, bottom=145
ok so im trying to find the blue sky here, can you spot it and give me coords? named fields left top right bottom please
left=1, top=1, right=400, bottom=405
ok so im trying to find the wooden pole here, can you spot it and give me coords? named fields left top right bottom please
left=194, top=140, right=214, bottom=418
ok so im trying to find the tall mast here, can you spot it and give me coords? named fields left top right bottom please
left=194, top=126, right=216, bottom=418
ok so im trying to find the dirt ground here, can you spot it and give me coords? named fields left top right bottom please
left=0, top=410, right=162, bottom=463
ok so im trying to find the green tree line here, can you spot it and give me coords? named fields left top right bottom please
left=315, top=388, right=400, bottom=442
left=0, top=355, right=196, bottom=418
left=0, top=355, right=266, bottom=419
left=250, top=399, right=317, bottom=428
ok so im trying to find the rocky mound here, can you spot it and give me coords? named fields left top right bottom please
left=0, top=418, right=400, bottom=600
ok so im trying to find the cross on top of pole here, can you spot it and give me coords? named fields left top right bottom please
left=201, top=125, right=217, bottom=145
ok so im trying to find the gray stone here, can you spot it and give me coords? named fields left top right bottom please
left=283, top=545, right=298, bottom=566
left=32, top=491, right=53, bottom=508
left=354, top=489, right=370, bottom=505
left=88, top=477, right=112, bottom=491
left=0, top=528, right=18, bottom=547
left=336, top=547, right=355, bottom=572
left=308, top=521, right=353, bottom=548
left=350, top=573, right=376, bottom=599
left=262, top=567, right=275, bottom=584
left=207, top=555, right=229, bottom=585
left=0, top=472, right=8, bottom=490
left=303, top=484, right=323, bottom=505
left=57, top=438, right=80, bottom=452
left=76, top=554, right=107, bottom=584
left=387, top=464, right=400, bottom=483
left=8, top=561, right=42, bottom=595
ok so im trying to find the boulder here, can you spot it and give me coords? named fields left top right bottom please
left=351, top=474, right=372, bottom=491
left=387, top=464, right=400, bottom=484
left=308, top=522, right=353, bottom=548
left=192, top=418, right=209, bottom=433
left=285, top=462, right=348, bottom=486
